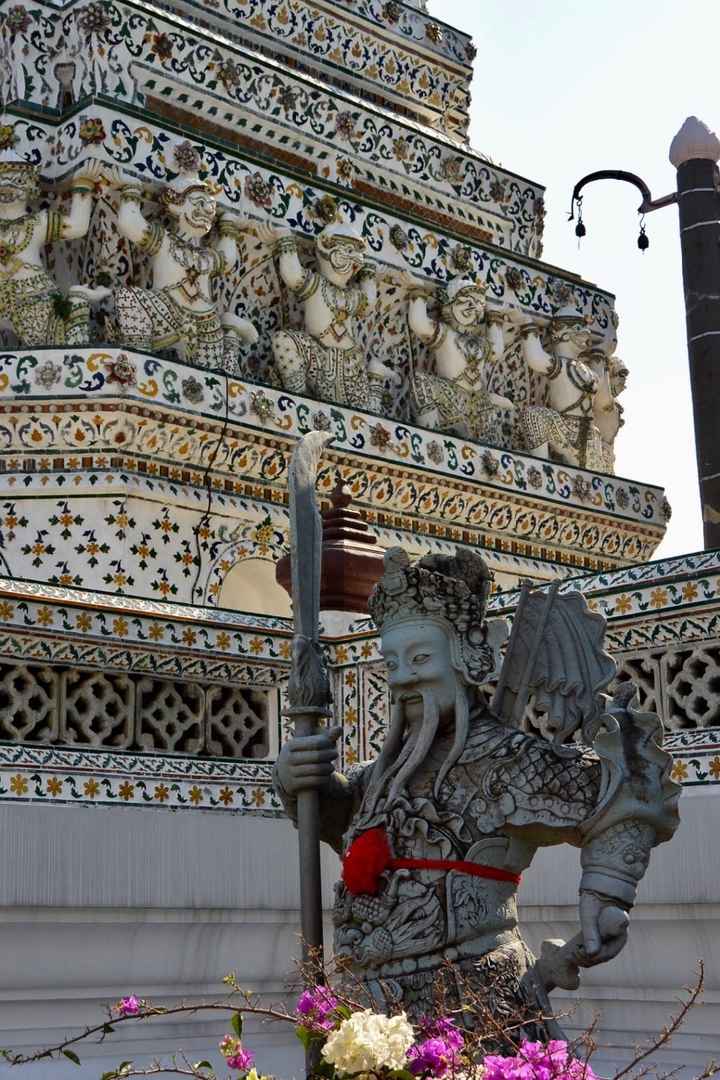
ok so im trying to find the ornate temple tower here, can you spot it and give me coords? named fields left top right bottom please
left=0, top=0, right=717, bottom=1074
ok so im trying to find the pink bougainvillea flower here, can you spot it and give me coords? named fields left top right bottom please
left=483, top=1039, right=599, bottom=1080
left=220, top=1035, right=255, bottom=1071
left=226, top=1048, right=255, bottom=1071
left=115, top=995, right=142, bottom=1016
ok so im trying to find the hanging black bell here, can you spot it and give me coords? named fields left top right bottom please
left=637, top=226, right=649, bottom=252
left=575, top=220, right=586, bottom=238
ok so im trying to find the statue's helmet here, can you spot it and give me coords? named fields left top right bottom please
left=549, top=301, right=593, bottom=346
left=160, top=170, right=221, bottom=209
left=443, top=275, right=487, bottom=306
left=368, top=546, right=496, bottom=685
left=0, top=148, right=40, bottom=200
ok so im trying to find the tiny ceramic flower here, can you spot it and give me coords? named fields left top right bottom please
left=173, top=140, right=201, bottom=173
left=78, top=118, right=106, bottom=145
left=244, top=172, right=273, bottom=209
left=6, top=5, right=31, bottom=34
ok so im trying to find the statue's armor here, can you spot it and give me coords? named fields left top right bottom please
left=519, top=353, right=604, bottom=468
left=413, top=369, right=507, bottom=444
left=519, top=405, right=604, bottom=470
left=276, top=268, right=371, bottom=405
left=323, top=714, right=601, bottom=1022
left=279, top=331, right=369, bottom=406
left=0, top=211, right=87, bottom=345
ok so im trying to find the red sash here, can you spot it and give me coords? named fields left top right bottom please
left=342, top=827, right=521, bottom=897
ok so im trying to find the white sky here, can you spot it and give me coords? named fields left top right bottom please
left=432, top=0, right=720, bottom=558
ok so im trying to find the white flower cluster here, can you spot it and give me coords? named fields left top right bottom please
left=321, top=1009, right=415, bottom=1076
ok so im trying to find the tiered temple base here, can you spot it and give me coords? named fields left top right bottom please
left=0, top=349, right=713, bottom=1077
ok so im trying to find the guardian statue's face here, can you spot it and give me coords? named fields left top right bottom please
left=451, top=291, right=484, bottom=328
left=173, top=190, right=217, bottom=237
left=317, top=236, right=365, bottom=286
left=609, top=357, right=628, bottom=396
left=0, top=171, right=35, bottom=210
left=565, top=320, right=593, bottom=354
left=381, top=621, right=460, bottom=726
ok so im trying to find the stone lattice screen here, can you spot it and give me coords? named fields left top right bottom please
left=0, top=662, right=275, bottom=759
left=612, top=646, right=720, bottom=730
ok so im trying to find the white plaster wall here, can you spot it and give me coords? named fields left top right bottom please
left=0, top=809, right=333, bottom=1080
left=519, top=787, right=720, bottom=1073
left=0, top=789, right=716, bottom=1078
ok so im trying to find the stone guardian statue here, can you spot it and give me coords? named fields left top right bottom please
left=0, top=148, right=102, bottom=346
left=275, top=546, right=679, bottom=1037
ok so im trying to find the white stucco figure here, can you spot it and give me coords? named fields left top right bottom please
left=0, top=149, right=102, bottom=346
left=515, top=304, right=604, bottom=470
left=404, top=273, right=514, bottom=444
left=95, top=166, right=257, bottom=371
left=587, top=314, right=628, bottom=474
left=259, top=214, right=398, bottom=411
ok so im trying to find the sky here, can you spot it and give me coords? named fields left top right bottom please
left=432, top=0, right=720, bottom=559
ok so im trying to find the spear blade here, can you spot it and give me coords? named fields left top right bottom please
left=287, top=431, right=334, bottom=710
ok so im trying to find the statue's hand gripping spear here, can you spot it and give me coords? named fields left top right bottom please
left=285, top=432, right=334, bottom=975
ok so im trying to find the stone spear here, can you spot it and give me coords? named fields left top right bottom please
left=285, top=431, right=334, bottom=977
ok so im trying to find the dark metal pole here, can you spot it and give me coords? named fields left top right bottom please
left=289, top=704, right=328, bottom=969
left=670, top=120, right=720, bottom=548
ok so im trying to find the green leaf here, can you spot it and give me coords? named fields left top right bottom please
left=194, top=1063, right=213, bottom=1071
left=231, top=1012, right=243, bottom=1039
left=62, top=1049, right=81, bottom=1065
left=102, top=1023, right=115, bottom=1034
left=295, top=1025, right=312, bottom=1049
left=100, top=1071, right=118, bottom=1080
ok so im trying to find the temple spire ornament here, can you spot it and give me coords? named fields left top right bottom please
left=669, top=115, right=720, bottom=167
left=276, top=476, right=385, bottom=615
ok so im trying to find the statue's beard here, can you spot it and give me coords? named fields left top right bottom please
left=364, top=684, right=470, bottom=815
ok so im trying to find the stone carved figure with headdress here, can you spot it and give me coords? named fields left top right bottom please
left=258, top=213, right=399, bottom=411
left=274, top=547, right=679, bottom=1038
left=402, top=272, right=514, bottom=444
left=514, top=304, right=605, bottom=470
left=0, top=148, right=103, bottom=347
left=92, top=160, right=258, bottom=371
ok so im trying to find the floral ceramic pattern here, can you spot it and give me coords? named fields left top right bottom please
left=0, top=350, right=667, bottom=599
left=663, top=729, right=720, bottom=786
left=0, top=742, right=282, bottom=812
left=4, top=3, right=543, bottom=253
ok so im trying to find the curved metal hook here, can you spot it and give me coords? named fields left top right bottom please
left=568, top=170, right=677, bottom=221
